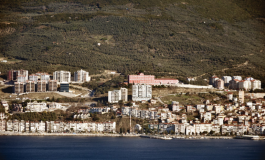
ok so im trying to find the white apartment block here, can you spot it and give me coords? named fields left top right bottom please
left=239, top=80, right=251, bottom=91
left=29, top=74, right=38, bottom=83
left=74, top=69, right=91, bottom=83
left=108, top=88, right=128, bottom=103
left=222, top=76, right=232, bottom=87
left=132, top=84, right=152, bottom=101
left=53, top=71, right=71, bottom=83
left=17, top=75, right=27, bottom=83
left=251, top=80, right=261, bottom=90
left=40, top=73, right=50, bottom=83
left=25, top=102, right=48, bottom=112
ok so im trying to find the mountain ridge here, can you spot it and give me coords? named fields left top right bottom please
left=0, top=0, right=264, bottom=85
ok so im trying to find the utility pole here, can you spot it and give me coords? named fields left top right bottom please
left=129, top=110, right=131, bottom=134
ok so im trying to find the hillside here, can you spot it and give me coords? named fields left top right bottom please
left=0, top=0, right=265, bottom=84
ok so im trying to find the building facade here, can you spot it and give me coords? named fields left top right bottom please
left=74, top=69, right=91, bottom=83
left=132, top=84, right=152, bottom=101
left=251, top=80, right=261, bottom=90
left=7, top=69, right=28, bottom=81
left=37, top=80, right=46, bottom=92
left=53, top=71, right=71, bottom=83
left=222, top=76, right=232, bottom=87
left=26, top=81, right=35, bottom=92
left=60, top=83, right=69, bottom=92
left=40, top=73, right=50, bottom=83
left=29, top=74, right=38, bottom=83
left=214, top=79, right=224, bottom=89
left=128, top=73, right=178, bottom=85
left=13, top=82, right=24, bottom=94
left=48, top=80, right=57, bottom=91
left=209, top=76, right=219, bottom=87
left=108, top=88, right=128, bottom=103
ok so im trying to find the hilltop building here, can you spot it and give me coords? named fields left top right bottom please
left=17, top=75, right=27, bottom=83
left=128, top=73, right=178, bottom=85
left=214, top=79, right=224, bottom=89
left=40, top=73, right=50, bottom=83
left=48, top=80, right=57, bottom=91
left=29, top=74, right=38, bottom=83
left=222, top=76, right=232, bottom=87
left=74, top=69, right=91, bottom=83
left=238, top=80, right=251, bottom=91
left=251, top=80, right=261, bottom=90
left=37, top=80, right=46, bottom=92
left=25, top=81, right=35, bottom=92
left=13, top=82, right=24, bottom=94
left=7, top=69, right=28, bottom=81
left=209, top=76, right=219, bottom=87
left=53, top=71, right=71, bottom=83
left=108, top=88, right=128, bottom=103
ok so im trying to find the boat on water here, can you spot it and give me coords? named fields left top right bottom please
left=235, top=135, right=260, bottom=140
left=160, top=136, right=173, bottom=140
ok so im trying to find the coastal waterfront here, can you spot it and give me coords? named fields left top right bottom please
left=0, top=136, right=265, bottom=160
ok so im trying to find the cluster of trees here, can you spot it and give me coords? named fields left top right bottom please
left=82, top=76, right=126, bottom=96
left=10, top=112, right=57, bottom=121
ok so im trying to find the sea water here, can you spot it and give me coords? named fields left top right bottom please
left=0, top=136, right=264, bottom=160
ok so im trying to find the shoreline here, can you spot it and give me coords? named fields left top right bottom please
left=0, top=132, right=139, bottom=137
left=1, top=132, right=263, bottom=140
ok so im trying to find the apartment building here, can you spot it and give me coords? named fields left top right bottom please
left=251, top=80, right=261, bottom=90
left=222, top=76, right=232, bottom=87
left=132, top=84, right=152, bottom=101
left=29, top=74, right=38, bottom=83
left=25, top=81, right=35, bottom=92
left=53, top=71, right=71, bottom=83
left=7, top=69, right=28, bottom=81
left=238, top=80, right=251, bottom=91
left=40, top=73, right=50, bottom=83
left=108, top=88, right=128, bottom=103
left=74, top=69, right=91, bottom=83
left=13, top=82, right=24, bottom=94
left=214, top=79, right=224, bottom=89
left=229, top=79, right=240, bottom=90
left=48, top=80, right=57, bottom=91
left=37, top=80, right=46, bottom=92
left=209, top=76, right=219, bottom=87
left=17, top=75, right=27, bottom=83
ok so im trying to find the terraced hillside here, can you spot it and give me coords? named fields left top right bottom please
left=0, top=0, right=264, bottom=84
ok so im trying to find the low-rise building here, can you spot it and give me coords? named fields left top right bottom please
left=25, top=101, right=48, bottom=112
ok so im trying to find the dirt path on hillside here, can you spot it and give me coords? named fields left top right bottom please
left=194, top=61, right=249, bottom=79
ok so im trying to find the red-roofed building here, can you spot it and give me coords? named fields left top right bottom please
left=128, top=73, right=178, bottom=85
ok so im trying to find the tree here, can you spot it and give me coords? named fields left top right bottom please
left=209, top=130, right=215, bottom=135
left=118, top=100, right=124, bottom=110
left=128, top=102, right=133, bottom=107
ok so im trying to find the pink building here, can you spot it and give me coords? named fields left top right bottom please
left=128, top=73, right=178, bottom=85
